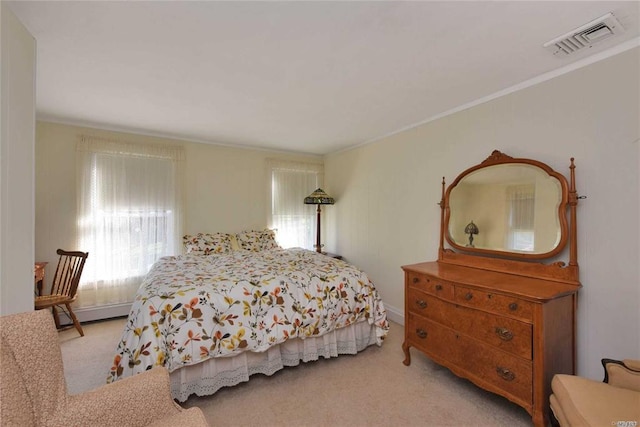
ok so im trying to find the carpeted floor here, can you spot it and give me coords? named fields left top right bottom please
left=59, top=318, right=532, bottom=426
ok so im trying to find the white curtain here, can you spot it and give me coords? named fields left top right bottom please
left=267, top=159, right=323, bottom=250
left=506, top=184, right=535, bottom=251
left=76, top=136, right=184, bottom=308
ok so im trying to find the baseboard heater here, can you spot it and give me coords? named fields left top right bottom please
left=55, top=302, right=132, bottom=325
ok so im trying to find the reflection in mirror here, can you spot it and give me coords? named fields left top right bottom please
left=448, top=164, right=562, bottom=254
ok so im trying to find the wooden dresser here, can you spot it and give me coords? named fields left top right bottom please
left=402, top=261, right=578, bottom=426
left=402, top=151, right=581, bottom=427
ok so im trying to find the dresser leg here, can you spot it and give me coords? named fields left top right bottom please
left=532, top=409, right=546, bottom=427
left=402, top=341, right=411, bottom=366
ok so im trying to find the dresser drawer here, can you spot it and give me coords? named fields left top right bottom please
left=454, top=286, right=534, bottom=322
left=406, top=288, right=456, bottom=329
left=406, top=272, right=454, bottom=300
left=453, top=304, right=532, bottom=360
left=406, top=313, right=461, bottom=365
left=456, top=334, right=533, bottom=405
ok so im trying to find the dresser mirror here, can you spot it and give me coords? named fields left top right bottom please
left=444, top=150, right=570, bottom=259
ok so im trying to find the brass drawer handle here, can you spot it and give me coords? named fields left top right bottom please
left=412, top=277, right=420, bottom=284
left=435, top=284, right=443, bottom=291
left=416, top=329, right=427, bottom=339
left=495, top=327, right=514, bottom=341
left=415, top=300, right=427, bottom=309
left=509, top=302, right=519, bottom=311
left=496, top=366, right=515, bottom=381
left=464, top=292, right=473, bottom=301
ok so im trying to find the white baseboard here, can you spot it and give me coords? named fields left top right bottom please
left=385, top=303, right=404, bottom=326
left=56, top=303, right=132, bottom=325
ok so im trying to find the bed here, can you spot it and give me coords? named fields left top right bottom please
left=107, top=231, right=389, bottom=401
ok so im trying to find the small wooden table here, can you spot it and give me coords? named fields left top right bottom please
left=34, top=262, right=47, bottom=296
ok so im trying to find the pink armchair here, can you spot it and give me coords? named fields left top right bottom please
left=1, top=309, right=209, bottom=427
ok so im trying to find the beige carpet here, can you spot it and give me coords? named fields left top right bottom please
left=59, top=318, right=531, bottom=426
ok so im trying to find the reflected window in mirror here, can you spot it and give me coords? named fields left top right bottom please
left=506, top=184, right=535, bottom=251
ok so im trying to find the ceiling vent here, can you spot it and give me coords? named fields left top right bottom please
left=543, top=12, right=625, bottom=56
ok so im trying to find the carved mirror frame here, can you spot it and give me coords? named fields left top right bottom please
left=438, top=150, right=580, bottom=284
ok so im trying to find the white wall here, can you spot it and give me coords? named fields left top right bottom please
left=0, top=4, right=36, bottom=315
left=35, top=122, right=321, bottom=291
left=325, top=47, right=640, bottom=380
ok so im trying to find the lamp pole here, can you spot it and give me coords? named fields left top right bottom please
left=315, top=204, right=322, bottom=252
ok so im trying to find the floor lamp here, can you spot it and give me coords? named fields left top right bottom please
left=304, top=188, right=335, bottom=253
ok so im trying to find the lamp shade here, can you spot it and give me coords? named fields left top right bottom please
left=464, top=221, right=479, bottom=235
left=304, top=188, right=335, bottom=205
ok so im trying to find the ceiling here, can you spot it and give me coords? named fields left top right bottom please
left=7, top=1, right=640, bottom=155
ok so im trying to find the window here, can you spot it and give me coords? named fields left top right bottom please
left=506, top=184, right=535, bottom=251
left=76, top=137, right=184, bottom=308
left=268, top=159, right=323, bottom=250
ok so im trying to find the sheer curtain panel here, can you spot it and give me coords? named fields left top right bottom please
left=76, top=136, right=184, bottom=309
left=268, top=159, right=323, bottom=250
left=506, top=184, right=536, bottom=251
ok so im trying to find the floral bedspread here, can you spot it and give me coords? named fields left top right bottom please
left=107, top=248, right=388, bottom=383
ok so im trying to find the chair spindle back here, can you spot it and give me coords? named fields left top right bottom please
left=50, top=249, right=89, bottom=299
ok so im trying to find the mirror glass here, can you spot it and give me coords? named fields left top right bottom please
left=447, top=164, right=563, bottom=255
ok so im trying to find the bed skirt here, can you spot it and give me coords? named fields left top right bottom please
left=170, top=319, right=379, bottom=402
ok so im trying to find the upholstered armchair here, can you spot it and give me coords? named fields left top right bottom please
left=0, top=310, right=209, bottom=427
left=550, top=358, right=640, bottom=426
